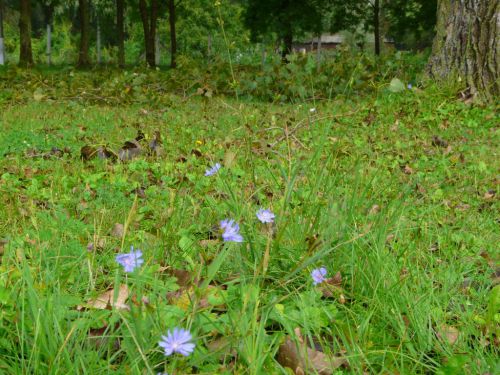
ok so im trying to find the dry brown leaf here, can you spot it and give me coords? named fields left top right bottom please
left=111, top=223, right=125, bottom=238
left=320, top=272, right=343, bottom=298
left=437, top=324, right=459, bottom=346
left=276, top=328, right=347, bottom=375
left=78, top=284, right=129, bottom=311
left=483, top=190, right=496, bottom=200
left=402, top=165, right=414, bottom=175
left=432, top=136, right=449, bottom=148
left=368, top=204, right=380, bottom=215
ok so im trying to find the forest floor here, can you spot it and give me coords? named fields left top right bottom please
left=0, top=85, right=498, bottom=374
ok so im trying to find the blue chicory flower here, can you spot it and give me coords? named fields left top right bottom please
left=205, top=163, right=221, bottom=176
left=159, top=328, right=195, bottom=356
left=115, top=246, right=144, bottom=273
left=256, top=208, right=275, bottom=223
left=407, top=83, right=413, bottom=89
left=311, top=267, right=327, bottom=285
left=220, top=219, right=243, bottom=242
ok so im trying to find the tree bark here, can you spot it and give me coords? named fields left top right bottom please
left=138, top=0, right=158, bottom=68
left=116, top=0, right=125, bottom=67
left=168, top=0, right=177, bottom=68
left=19, top=0, right=33, bottom=67
left=43, top=3, right=54, bottom=65
left=428, top=0, right=499, bottom=101
left=0, top=0, right=5, bottom=65
left=282, top=26, right=293, bottom=62
left=96, top=12, right=101, bottom=64
left=373, top=0, right=380, bottom=55
left=78, top=0, right=91, bottom=67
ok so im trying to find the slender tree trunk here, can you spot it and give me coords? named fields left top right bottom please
left=96, top=12, right=101, bottom=64
left=43, top=4, right=53, bottom=65
left=78, top=0, right=91, bottom=67
left=373, top=0, right=380, bottom=55
left=116, top=0, right=125, bottom=67
left=168, top=0, right=177, bottom=68
left=155, top=33, right=160, bottom=65
left=138, top=0, right=158, bottom=67
left=19, top=0, right=33, bottom=67
left=0, top=0, right=5, bottom=65
left=316, top=34, right=322, bottom=71
left=46, top=24, right=51, bottom=65
left=428, top=0, right=499, bottom=101
left=207, top=33, right=212, bottom=61
left=282, top=25, right=293, bottom=62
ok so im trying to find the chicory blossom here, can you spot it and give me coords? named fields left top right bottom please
left=220, top=219, right=243, bottom=242
left=115, top=246, right=144, bottom=273
left=159, top=328, right=195, bottom=356
left=205, top=163, right=221, bottom=176
left=256, top=208, right=275, bottom=223
left=311, top=267, right=327, bottom=285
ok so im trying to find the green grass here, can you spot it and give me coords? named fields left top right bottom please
left=0, top=81, right=498, bottom=374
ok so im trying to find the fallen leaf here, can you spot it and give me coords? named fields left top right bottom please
left=111, top=223, right=125, bottom=238
left=402, top=165, right=414, bottom=175
left=276, top=328, right=347, bottom=374
left=223, top=151, right=237, bottom=168
left=436, top=324, right=459, bottom=346
left=432, top=136, right=449, bottom=148
left=148, top=130, right=163, bottom=156
left=119, top=140, right=142, bottom=161
left=484, top=190, right=496, bottom=200
left=368, top=204, right=380, bottom=215
left=78, top=284, right=129, bottom=311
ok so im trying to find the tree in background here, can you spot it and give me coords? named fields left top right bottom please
left=77, top=0, right=90, bottom=67
left=19, top=0, right=33, bottom=66
left=167, top=0, right=176, bottom=68
left=137, top=0, right=159, bottom=67
left=428, top=0, right=499, bottom=101
left=245, top=0, right=323, bottom=60
left=116, top=0, right=124, bottom=66
left=0, top=0, right=5, bottom=64
left=384, top=0, right=436, bottom=50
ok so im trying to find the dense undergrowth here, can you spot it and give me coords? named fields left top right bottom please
left=0, top=66, right=498, bottom=374
left=0, top=50, right=428, bottom=105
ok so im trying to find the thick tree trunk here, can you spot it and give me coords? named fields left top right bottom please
left=138, top=0, right=158, bottom=68
left=373, top=0, right=380, bottom=55
left=168, top=0, right=177, bottom=68
left=78, top=0, right=91, bottom=67
left=0, top=0, right=5, bottom=65
left=19, top=0, right=33, bottom=67
left=116, top=0, right=125, bottom=67
left=428, top=0, right=499, bottom=101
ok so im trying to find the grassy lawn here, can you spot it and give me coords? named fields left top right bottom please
left=0, top=88, right=498, bottom=374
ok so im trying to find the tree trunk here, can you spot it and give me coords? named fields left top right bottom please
left=168, top=0, right=177, bottom=68
left=373, top=0, right=380, bottom=55
left=78, top=0, right=91, bottom=67
left=43, top=4, right=54, bottom=65
left=138, top=0, right=158, bottom=68
left=282, top=27, right=293, bottom=62
left=96, top=12, right=101, bottom=64
left=428, top=0, right=499, bottom=101
left=0, top=0, right=5, bottom=65
left=19, top=0, right=33, bottom=67
left=155, top=33, right=160, bottom=65
left=116, top=0, right=125, bottom=67
left=46, top=24, right=51, bottom=65
left=316, top=34, right=322, bottom=71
